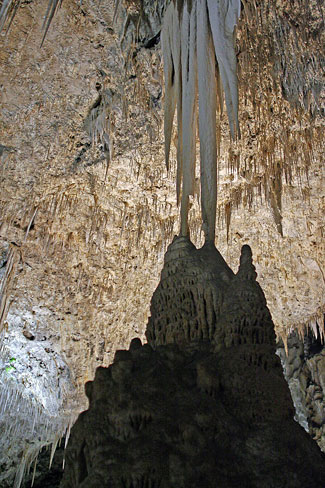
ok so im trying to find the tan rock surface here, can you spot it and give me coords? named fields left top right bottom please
left=0, top=0, right=324, bottom=484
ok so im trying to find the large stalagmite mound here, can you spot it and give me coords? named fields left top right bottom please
left=60, top=239, right=325, bottom=487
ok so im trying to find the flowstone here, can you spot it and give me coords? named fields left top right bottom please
left=61, top=238, right=325, bottom=487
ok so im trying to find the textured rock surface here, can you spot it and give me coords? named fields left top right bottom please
left=0, top=340, right=74, bottom=488
left=147, top=238, right=275, bottom=352
left=147, top=237, right=234, bottom=345
left=61, top=240, right=325, bottom=487
left=0, top=0, right=324, bottom=483
left=278, top=331, right=325, bottom=452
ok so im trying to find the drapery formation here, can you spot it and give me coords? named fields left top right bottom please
left=162, top=0, right=241, bottom=242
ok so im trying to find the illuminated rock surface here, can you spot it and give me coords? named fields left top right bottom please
left=0, top=0, right=324, bottom=484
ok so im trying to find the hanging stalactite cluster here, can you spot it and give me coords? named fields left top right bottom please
left=0, top=0, right=61, bottom=45
left=162, top=0, right=241, bottom=242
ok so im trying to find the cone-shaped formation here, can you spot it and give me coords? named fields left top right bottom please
left=146, top=238, right=275, bottom=357
left=61, top=240, right=325, bottom=487
left=146, top=236, right=234, bottom=345
left=214, top=243, right=277, bottom=359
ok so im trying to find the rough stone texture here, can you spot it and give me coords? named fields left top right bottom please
left=0, top=0, right=324, bottom=483
left=61, top=240, right=325, bottom=487
left=278, top=331, right=325, bottom=452
left=147, top=239, right=276, bottom=353
left=0, top=339, right=74, bottom=488
left=0, top=0, right=168, bottom=482
left=147, top=237, right=234, bottom=345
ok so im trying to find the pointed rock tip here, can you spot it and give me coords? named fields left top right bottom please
left=237, top=244, right=257, bottom=280
left=199, top=240, right=235, bottom=279
left=165, top=235, right=196, bottom=258
left=240, top=244, right=253, bottom=262
left=129, top=337, right=142, bottom=351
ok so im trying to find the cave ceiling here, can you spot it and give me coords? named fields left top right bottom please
left=0, top=0, right=324, bottom=484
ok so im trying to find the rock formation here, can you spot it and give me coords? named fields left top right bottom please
left=0, top=0, right=324, bottom=484
left=161, top=0, right=241, bottom=241
left=60, top=239, right=325, bottom=487
left=278, top=330, right=325, bottom=452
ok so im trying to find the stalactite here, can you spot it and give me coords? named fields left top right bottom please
left=0, top=244, right=20, bottom=332
left=162, top=0, right=241, bottom=242
left=0, top=0, right=61, bottom=44
left=0, top=366, right=77, bottom=488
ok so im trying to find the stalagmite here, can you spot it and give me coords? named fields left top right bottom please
left=161, top=0, right=241, bottom=242
left=61, top=240, right=325, bottom=487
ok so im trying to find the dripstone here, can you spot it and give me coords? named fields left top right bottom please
left=61, top=238, right=325, bottom=487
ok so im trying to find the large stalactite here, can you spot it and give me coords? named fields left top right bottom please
left=162, top=0, right=241, bottom=241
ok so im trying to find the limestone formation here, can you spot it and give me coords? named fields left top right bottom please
left=0, top=0, right=324, bottom=484
left=146, top=236, right=234, bottom=345
left=161, top=0, right=241, bottom=241
left=278, top=330, right=325, bottom=452
left=147, top=239, right=276, bottom=356
left=61, top=240, right=325, bottom=487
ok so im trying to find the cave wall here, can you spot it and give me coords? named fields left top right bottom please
left=0, top=0, right=324, bottom=484
left=278, top=330, right=325, bottom=452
